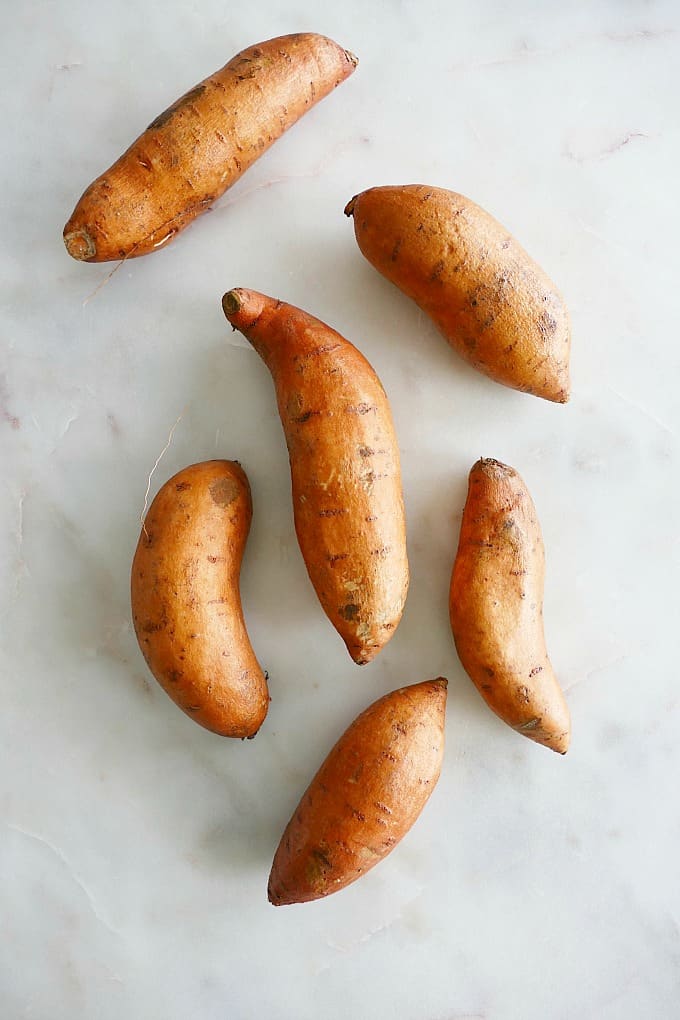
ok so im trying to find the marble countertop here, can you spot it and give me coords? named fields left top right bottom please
left=2, top=2, right=679, bottom=1017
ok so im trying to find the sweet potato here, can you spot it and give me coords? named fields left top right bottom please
left=268, top=677, right=447, bottom=905
left=345, top=185, right=571, bottom=402
left=449, top=458, right=570, bottom=753
left=131, top=460, right=269, bottom=737
left=64, top=34, right=357, bottom=262
left=222, top=288, right=408, bottom=665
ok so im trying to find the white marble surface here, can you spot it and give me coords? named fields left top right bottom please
left=2, top=1, right=679, bottom=1017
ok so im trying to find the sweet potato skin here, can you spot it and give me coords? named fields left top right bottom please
left=64, top=34, right=357, bottom=261
left=268, top=678, right=447, bottom=905
left=222, top=288, right=408, bottom=665
left=449, top=458, right=570, bottom=753
left=345, top=185, right=570, bottom=402
left=131, top=460, right=269, bottom=737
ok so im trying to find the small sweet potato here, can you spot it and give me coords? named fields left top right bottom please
left=449, top=458, right=570, bottom=753
left=222, top=288, right=408, bottom=665
left=268, top=678, right=447, bottom=905
left=131, top=460, right=269, bottom=737
left=64, top=34, right=357, bottom=261
left=345, top=185, right=571, bottom=402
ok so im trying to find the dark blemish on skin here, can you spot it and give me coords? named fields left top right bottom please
left=529, top=666, right=544, bottom=677
left=176, top=482, right=191, bottom=491
left=328, top=553, right=348, bottom=565
left=294, top=410, right=321, bottom=424
left=515, top=718, right=541, bottom=732
left=309, top=848, right=334, bottom=873
left=166, top=669, right=183, bottom=684
left=391, top=238, right=402, bottom=262
left=308, top=343, right=342, bottom=357
left=429, top=259, right=445, bottom=282
left=484, top=667, right=495, bottom=677
left=347, top=403, right=376, bottom=415
left=209, top=477, right=239, bottom=507
left=359, top=446, right=375, bottom=457
left=340, top=603, right=360, bottom=620
left=394, top=722, right=407, bottom=736
left=141, top=618, right=166, bottom=634
left=463, top=335, right=477, bottom=350
left=318, top=508, right=347, bottom=517
left=502, top=238, right=511, bottom=249
left=539, top=310, right=558, bottom=337
left=375, top=802, right=392, bottom=815
left=365, top=515, right=378, bottom=522
left=381, top=750, right=397, bottom=763
left=148, top=83, right=207, bottom=129
left=350, top=808, right=366, bottom=822
left=481, top=683, right=493, bottom=692
left=371, top=546, right=391, bottom=558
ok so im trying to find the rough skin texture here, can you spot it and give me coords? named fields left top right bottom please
left=131, top=460, right=269, bottom=737
left=64, top=34, right=358, bottom=261
left=449, top=458, right=570, bottom=753
left=222, top=288, right=409, bottom=665
left=268, top=678, right=447, bottom=905
left=345, top=185, right=571, bottom=402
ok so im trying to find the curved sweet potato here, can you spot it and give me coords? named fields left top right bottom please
left=222, top=288, right=408, bottom=665
left=345, top=185, right=570, bottom=402
left=449, top=458, right=570, bottom=753
left=131, top=460, right=269, bottom=737
left=268, top=678, right=447, bottom=905
left=64, top=34, right=357, bottom=261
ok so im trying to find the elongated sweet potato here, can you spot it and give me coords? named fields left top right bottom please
left=345, top=185, right=571, bottom=402
left=449, top=458, right=570, bottom=753
left=131, top=460, right=269, bottom=737
left=222, top=288, right=409, bottom=665
left=268, top=677, right=447, bottom=905
left=64, top=34, right=357, bottom=262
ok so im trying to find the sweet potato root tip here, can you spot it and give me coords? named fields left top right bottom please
left=344, top=195, right=358, bottom=217
left=344, top=49, right=359, bottom=68
left=222, top=290, right=242, bottom=316
left=64, top=227, right=96, bottom=261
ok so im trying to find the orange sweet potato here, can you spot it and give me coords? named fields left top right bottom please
left=268, top=678, right=447, bottom=905
left=449, top=458, right=570, bottom=753
left=64, top=34, right=357, bottom=261
left=131, top=460, right=269, bottom=737
left=222, top=288, right=409, bottom=665
left=345, top=185, right=571, bottom=402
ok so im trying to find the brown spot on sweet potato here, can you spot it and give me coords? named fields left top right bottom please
left=339, top=603, right=360, bottom=620
left=429, top=259, right=445, bottom=282
left=294, top=409, right=321, bottom=424
left=209, top=477, right=239, bottom=507
left=148, top=83, right=207, bottom=129
left=175, top=481, right=191, bottom=491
